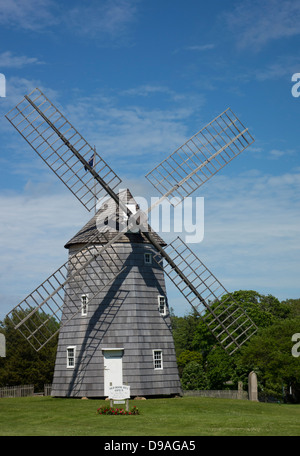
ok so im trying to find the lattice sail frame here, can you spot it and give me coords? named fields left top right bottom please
left=146, top=108, right=254, bottom=205
left=6, top=232, right=126, bottom=351
left=5, top=88, right=121, bottom=212
left=154, top=237, right=257, bottom=355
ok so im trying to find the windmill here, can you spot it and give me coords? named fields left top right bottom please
left=5, top=88, right=257, bottom=398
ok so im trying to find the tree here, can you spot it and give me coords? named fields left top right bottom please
left=211, top=290, right=290, bottom=328
left=176, top=349, right=203, bottom=376
left=205, top=347, right=238, bottom=389
left=181, top=361, right=209, bottom=390
left=170, top=310, right=200, bottom=356
left=171, top=291, right=299, bottom=398
left=281, top=298, right=300, bottom=318
left=0, top=310, right=59, bottom=391
left=232, top=290, right=291, bottom=326
left=239, top=317, right=300, bottom=402
left=191, top=290, right=292, bottom=355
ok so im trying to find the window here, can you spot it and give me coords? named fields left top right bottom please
left=81, top=294, right=88, bottom=316
left=144, top=252, right=152, bottom=264
left=153, top=350, right=163, bottom=370
left=123, top=203, right=139, bottom=233
left=67, top=346, right=76, bottom=368
left=158, top=295, right=167, bottom=315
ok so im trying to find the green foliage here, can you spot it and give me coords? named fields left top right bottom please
left=205, top=347, right=237, bottom=389
left=240, top=317, right=300, bottom=401
left=0, top=310, right=58, bottom=391
left=281, top=298, right=300, bottom=318
left=201, top=290, right=291, bottom=334
left=176, top=350, right=203, bottom=376
left=181, top=361, right=209, bottom=390
left=172, top=290, right=300, bottom=401
left=170, top=310, right=200, bottom=356
left=229, top=290, right=291, bottom=326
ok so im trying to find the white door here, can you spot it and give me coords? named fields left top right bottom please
left=103, top=349, right=123, bottom=396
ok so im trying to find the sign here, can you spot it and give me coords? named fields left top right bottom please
left=108, top=385, right=130, bottom=400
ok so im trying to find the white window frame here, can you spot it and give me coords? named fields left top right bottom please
left=153, top=349, right=163, bottom=370
left=158, top=295, right=167, bottom=315
left=67, top=346, right=76, bottom=368
left=81, top=294, right=88, bottom=316
left=144, top=252, right=152, bottom=264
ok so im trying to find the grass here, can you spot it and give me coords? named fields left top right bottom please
left=0, top=396, right=299, bottom=436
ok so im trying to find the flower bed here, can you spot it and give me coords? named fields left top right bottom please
left=96, top=405, right=140, bottom=415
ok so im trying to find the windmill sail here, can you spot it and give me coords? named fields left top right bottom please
left=6, top=88, right=257, bottom=355
left=153, top=237, right=257, bottom=354
left=6, top=232, right=127, bottom=351
left=145, top=108, right=254, bottom=205
left=5, top=88, right=121, bottom=212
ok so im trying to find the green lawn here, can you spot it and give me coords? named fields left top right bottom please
left=0, top=396, right=299, bottom=436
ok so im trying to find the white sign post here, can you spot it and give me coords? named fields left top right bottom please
left=108, top=385, right=130, bottom=411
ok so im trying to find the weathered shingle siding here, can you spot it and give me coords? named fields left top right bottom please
left=51, top=242, right=182, bottom=398
left=65, top=189, right=167, bottom=248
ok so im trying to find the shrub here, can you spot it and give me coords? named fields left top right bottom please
left=96, top=405, right=140, bottom=415
left=181, top=361, right=209, bottom=390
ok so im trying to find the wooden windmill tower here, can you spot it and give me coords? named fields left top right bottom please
left=51, top=188, right=181, bottom=397
left=5, top=88, right=257, bottom=398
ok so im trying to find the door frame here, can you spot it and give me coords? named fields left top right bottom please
left=102, top=348, right=124, bottom=396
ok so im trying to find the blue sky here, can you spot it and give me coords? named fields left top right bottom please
left=0, top=0, right=300, bottom=318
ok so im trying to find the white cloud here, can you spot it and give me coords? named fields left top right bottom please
left=189, top=170, right=300, bottom=302
left=225, top=0, right=300, bottom=50
left=251, top=54, right=300, bottom=82
left=184, top=44, right=215, bottom=52
left=0, top=0, right=58, bottom=31
left=269, top=149, right=296, bottom=160
left=173, top=44, right=215, bottom=54
left=0, top=0, right=137, bottom=45
left=67, top=0, right=138, bottom=44
left=0, top=51, right=43, bottom=68
left=0, top=77, right=59, bottom=138
left=121, top=85, right=175, bottom=98
left=0, top=190, right=87, bottom=319
left=60, top=88, right=205, bottom=177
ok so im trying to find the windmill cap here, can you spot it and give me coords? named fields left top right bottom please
left=64, top=189, right=166, bottom=248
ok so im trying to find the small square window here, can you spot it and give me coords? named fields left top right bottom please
left=67, top=346, right=76, bottom=368
left=144, top=252, right=152, bottom=264
left=153, top=350, right=163, bottom=370
left=81, top=294, right=88, bottom=316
